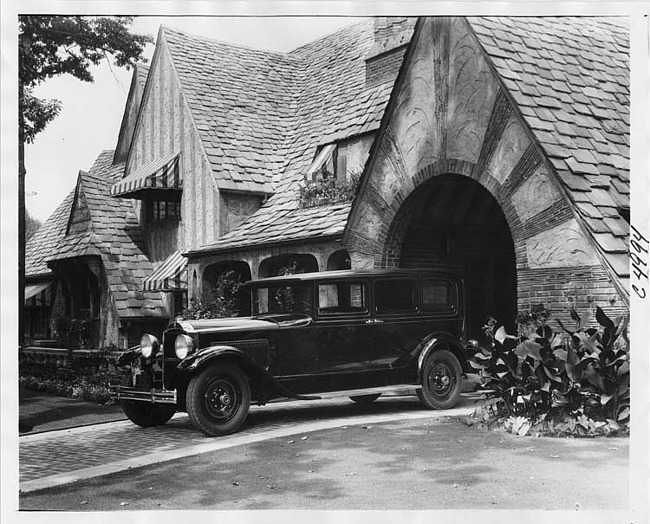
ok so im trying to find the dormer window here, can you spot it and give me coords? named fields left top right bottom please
left=306, top=143, right=338, bottom=182
left=300, top=143, right=359, bottom=208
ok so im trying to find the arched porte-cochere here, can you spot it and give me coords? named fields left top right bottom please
left=383, top=173, right=517, bottom=338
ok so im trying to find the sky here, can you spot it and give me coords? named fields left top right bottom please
left=24, top=16, right=361, bottom=222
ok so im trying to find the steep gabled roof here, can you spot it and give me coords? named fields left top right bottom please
left=162, top=27, right=300, bottom=195
left=190, top=19, right=404, bottom=253
left=114, top=63, right=150, bottom=164
left=25, top=190, right=75, bottom=278
left=469, top=16, right=629, bottom=284
left=170, top=16, right=629, bottom=279
left=49, top=151, right=167, bottom=319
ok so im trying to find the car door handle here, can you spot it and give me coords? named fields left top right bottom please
left=365, top=319, right=385, bottom=325
left=365, top=319, right=374, bottom=324
left=374, top=319, right=384, bottom=324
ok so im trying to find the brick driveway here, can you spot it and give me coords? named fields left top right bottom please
left=19, top=393, right=483, bottom=492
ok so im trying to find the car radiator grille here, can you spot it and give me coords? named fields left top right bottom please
left=162, top=333, right=269, bottom=360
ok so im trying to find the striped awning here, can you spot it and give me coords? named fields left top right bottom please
left=25, top=281, right=53, bottom=302
left=306, top=143, right=337, bottom=181
left=111, top=153, right=182, bottom=198
left=143, top=250, right=187, bottom=292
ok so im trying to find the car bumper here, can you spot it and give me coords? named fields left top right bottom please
left=115, top=386, right=178, bottom=404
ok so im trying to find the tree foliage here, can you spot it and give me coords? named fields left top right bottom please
left=25, top=209, right=42, bottom=241
left=18, top=16, right=152, bottom=347
left=19, top=15, right=153, bottom=142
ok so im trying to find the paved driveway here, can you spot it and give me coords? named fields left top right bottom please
left=19, top=393, right=483, bottom=493
left=19, top=408, right=630, bottom=512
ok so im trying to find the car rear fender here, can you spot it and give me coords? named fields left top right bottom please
left=416, top=333, right=468, bottom=381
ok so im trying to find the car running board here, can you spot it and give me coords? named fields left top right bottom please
left=269, top=385, right=420, bottom=403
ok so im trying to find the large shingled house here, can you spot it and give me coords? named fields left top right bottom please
left=24, top=16, right=629, bottom=349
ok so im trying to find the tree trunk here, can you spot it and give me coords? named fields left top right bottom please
left=19, top=139, right=25, bottom=348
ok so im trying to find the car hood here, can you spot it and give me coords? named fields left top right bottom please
left=169, top=314, right=311, bottom=334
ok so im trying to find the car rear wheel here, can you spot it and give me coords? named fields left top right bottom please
left=186, top=362, right=251, bottom=437
left=350, top=393, right=381, bottom=404
left=120, top=373, right=176, bottom=427
left=417, top=349, right=463, bottom=410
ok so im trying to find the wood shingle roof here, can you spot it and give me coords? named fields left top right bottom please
left=190, top=16, right=629, bottom=275
left=43, top=151, right=167, bottom=319
left=162, top=27, right=299, bottom=195
left=469, top=17, right=629, bottom=283
left=190, top=19, right=402, bottom=253
left=25, top=189, right=75, bottom=278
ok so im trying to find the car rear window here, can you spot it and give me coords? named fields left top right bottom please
left=374, top=279, right=417, bottom=314
left=318, top=282, right=368, bottom=315
left=422, top=279, right=457, bottom=314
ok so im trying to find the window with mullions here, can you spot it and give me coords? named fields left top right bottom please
left=146, top=199, right=181, bottom=222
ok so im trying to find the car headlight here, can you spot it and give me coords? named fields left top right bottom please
left=175, top=334, right=195, bottom=359
left=140, top=334, right=160, bottom=358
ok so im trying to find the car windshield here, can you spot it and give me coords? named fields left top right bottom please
left=251, top=282, right=313, bottom=316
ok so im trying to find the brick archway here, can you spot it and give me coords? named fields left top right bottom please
left=381, top=169, right=519, bottom=337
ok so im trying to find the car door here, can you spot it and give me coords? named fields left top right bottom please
left=313, top=279, right=373, bottom=375
left=273, top=278, right=374, bottom=394
left=368, top=277, right=425, bottom=373
left=369, top=277, right=464, bottom=375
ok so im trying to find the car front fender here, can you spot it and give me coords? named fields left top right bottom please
left=175, top=346, right=315, bottom=403
left=116, top=345, right=142, bottom=368
left=176, top=346, right=258, bottom=374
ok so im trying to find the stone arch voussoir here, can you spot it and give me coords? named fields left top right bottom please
left=379, top=159, right=524, bottom=271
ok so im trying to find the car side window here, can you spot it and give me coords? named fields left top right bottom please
left=422, top=279, right=457, bottom=314
left=318, top=281, right=368, bottom=315
left=374, top=279, right=418, bottom=315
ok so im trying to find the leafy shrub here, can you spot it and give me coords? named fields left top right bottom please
left=19, top=354, right=120, bottom=405
left=466, top=305, right=629, bottom=437
left=182, top=270, right=244, bottom=320
left=53, top=317, right=97, bottom=350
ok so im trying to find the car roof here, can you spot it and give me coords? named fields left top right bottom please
left=246, top=268, right=463, bottom=286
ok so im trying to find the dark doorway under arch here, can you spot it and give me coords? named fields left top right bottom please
left=387, top=174, right=517, bottom=339
left=258, top=253, right=319, bottom=278
left=327, top=249, right=352, bottom=271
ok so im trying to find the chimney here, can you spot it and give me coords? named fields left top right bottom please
left=365, top=17, right=416, bottom=88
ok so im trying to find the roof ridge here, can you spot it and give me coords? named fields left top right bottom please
left=160, top=25, right=301, bottom=60
left=288, top=18, right=371, bottom=55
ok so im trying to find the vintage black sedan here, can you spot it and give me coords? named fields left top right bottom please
left=115, top=269, right=473, bottom=436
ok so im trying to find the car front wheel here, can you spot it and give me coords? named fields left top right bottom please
left=186, top=362, right=251, bottom=437
left=417, top=349, right=463, bottom=410
left=120, top=373, right=176, bottom=427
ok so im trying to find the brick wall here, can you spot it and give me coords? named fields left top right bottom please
left=366, top=46, right=408, bottom=87
left=517, top=265, right=627, bottom=328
